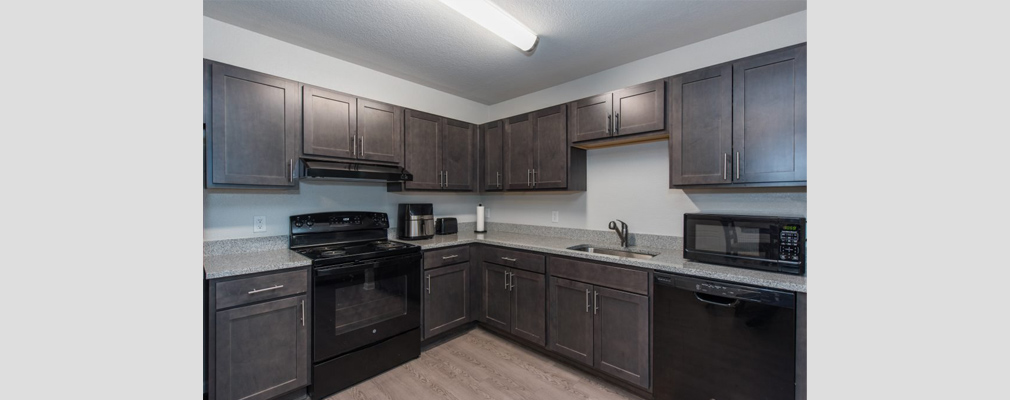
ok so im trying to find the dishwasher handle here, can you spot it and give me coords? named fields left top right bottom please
left=655, top=273, right=795, bottom=309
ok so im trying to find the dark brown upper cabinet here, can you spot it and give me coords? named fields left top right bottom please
left=500, top=105, right=584, bottom=191
left=669, top=43, right=806, bottom=188
left=204, top=60, right=299, bottom=189
left=482, top=120, right=504, bottom=191
left=392, top=110, right=477, bottom=192
left=302, top=85, right=356, bottom=160
left=357, top=98, right=404, bottom=164
left=569, top=79, right=666, bottom=149
left=302, top=86, right=403, bottom=165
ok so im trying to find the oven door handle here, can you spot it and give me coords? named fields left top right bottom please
left=314, top=253, right=423, bottom=278
left=315, top=262, right=378, bottom=278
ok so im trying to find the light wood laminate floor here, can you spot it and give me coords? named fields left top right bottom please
left=323, top=328, right=643, bottom=400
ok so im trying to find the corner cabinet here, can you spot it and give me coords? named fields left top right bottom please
left=206, top=268, right=310, bottom=400
left=496, top=104, right=586, bottom=191
left=204, top=60, right=300, bottom=189
left=569, top=79, right=666, bottom=148
left=669, top=44, right=806, bottom=187
left=390, top=110, right=477, bottom=192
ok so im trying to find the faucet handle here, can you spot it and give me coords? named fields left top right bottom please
left=615, top=219, right=627, bottom=229
left=608, top=221, right=617, bottom=230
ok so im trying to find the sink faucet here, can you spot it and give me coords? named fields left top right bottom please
left=608, top=219, right=629, bottom=248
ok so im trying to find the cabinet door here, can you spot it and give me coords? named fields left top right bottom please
left=548, top=277, right=594, bottom=367
left=215, top=295, right=308, bottom=400
left=732, top=45, right=806, bottom=184
left=669, top=64, right=733, bottom=186
left=209, top=62, right=298, bottom=187
left=503, top=113, right=535, bottom=190
left=403, top=109, right=443, bottom=190
left=614, top=79, right=665, bottom=136
left=593, top=286, right=650, bottom=388
left=423, top=263, right=469, bottom=339
left=482, top=262, right=511, bottom=331
left=484, top=121, right=504, bottom=191
left=510, top=269, right=546, bottom=346
left=443, top=119, right=475, bottom=191
left=570, top=93, right=612, bottom=143
left=533, top=105, right=568, bottom=189
left=357, top=98, right=403, bottom=164
left=302, top=85, right=356, bottom=160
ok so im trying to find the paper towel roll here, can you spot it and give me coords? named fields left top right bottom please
left=476, top=203, right=486, bottom=232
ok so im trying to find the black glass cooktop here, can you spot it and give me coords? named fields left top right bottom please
left=294, top=240, right=419, bottom=266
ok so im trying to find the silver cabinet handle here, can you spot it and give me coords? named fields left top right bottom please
left=496, top=172, right=501, bottom=188
left=500, top=256, right=517, bottom=262
left=735, top=151, right=741, bottom=180
left=439, top=171, right=444, bottom=188
left=352, top=135, right=357, bottom=156
left=593, top=291, right=599, bottom=315
left=359, top=136, right=364, bottom=155
left=300, top=300, right=305, bottom=326
left=723, top=153, right=728, bottom=180
left=445, top=170, right=449, bottom=187
left=442, top=254, right=458, bottom=260
left=426, top=274, right=431, bottom=294
left=503, top=270, right=509, bottom=290
left=509, top=271, right=515, bottom=291
left=607, top=114, right=612, bottom=134
left=288, top=160, right=294, bottom=182
left=248, top=285, right=283, bottom=294
left=585, top=288, right=590, bottom=313
left=615, top=113, right=620, bottom=135
left=532, top=169, right=536, bottom=187
left=527, top=169, right=531, bottom=187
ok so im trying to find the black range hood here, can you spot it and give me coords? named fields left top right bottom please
left=301, top=159, right=413, bottom=182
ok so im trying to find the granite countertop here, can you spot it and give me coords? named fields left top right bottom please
left=204, top=249, right=311, bottom=279
left=395, top=231, right=807, bottom=293
left=204, top=229, right=806, bottom=293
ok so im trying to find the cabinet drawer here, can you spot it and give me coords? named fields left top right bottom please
left=549, top=257, right=648, bottom=295
left=482, top=246, right=545, bottom=274
left=215, top=268, right=308, bottom=310
left=424, top=245, right=471, bottom=270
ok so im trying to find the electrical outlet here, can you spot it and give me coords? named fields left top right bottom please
left=551, top=211, right=559, bottom=223
left=253, top=216, right=266, bottom=232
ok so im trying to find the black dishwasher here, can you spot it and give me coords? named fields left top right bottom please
left=654, top=273, right=796, bottom=400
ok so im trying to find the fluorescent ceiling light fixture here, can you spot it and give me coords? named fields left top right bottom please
left=437, top=0, right=539, bottom=52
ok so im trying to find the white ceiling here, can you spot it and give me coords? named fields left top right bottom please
left=204, top=0, right=806, bottom=105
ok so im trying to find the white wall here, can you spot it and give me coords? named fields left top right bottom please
left=204, top=182, right=481, bottom=241
left=204, top=16, right=487, bottom=123
left=481, top=141, right=806, bottom=237
left=488, top=11, right=807, bottom=120
left=481, top=11, right=807, bottom=237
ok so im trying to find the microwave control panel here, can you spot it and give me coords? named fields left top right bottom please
left=778, top=225, right=802, bottom=262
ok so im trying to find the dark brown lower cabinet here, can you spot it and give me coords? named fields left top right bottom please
left=510, top=268, right=546, bottom=346
left=214, top=295, right=308, bottom=400
left=423, top=262, right=470, bottom=339
left=482, top=262, right=511, bottom=331
left=548, top=277, right=594, bottom=366
left=593, top=286, right=650, bottom=388
left=481, top=261, right=546, bottom=347
left=547, top=277, right=650, bottom=389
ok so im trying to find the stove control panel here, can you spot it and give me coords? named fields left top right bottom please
left=290, top=212, right=389, bottom=234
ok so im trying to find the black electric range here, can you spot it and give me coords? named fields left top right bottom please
left=289, top=211, right=421, bottom=398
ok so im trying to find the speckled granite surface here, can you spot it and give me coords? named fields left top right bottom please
left=204, top=225, right=805, bottom=292
left=394, top=231, right=805, bottom=293
left=204, top=249, right=311, bottom=279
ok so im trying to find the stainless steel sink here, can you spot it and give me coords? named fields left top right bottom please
left=566, top=244, right=657, bottom=259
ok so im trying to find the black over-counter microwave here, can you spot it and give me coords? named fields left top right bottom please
left=683, top=213, right=806, bottom=275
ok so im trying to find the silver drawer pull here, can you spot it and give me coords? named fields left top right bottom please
left=248, top=285, right=284, bottom=294
left=442, top=254, right=459, bottom=260
left=500, top=256, right=517, bottom=262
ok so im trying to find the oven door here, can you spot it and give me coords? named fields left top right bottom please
left=313, top=253, right=421, bottom=362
